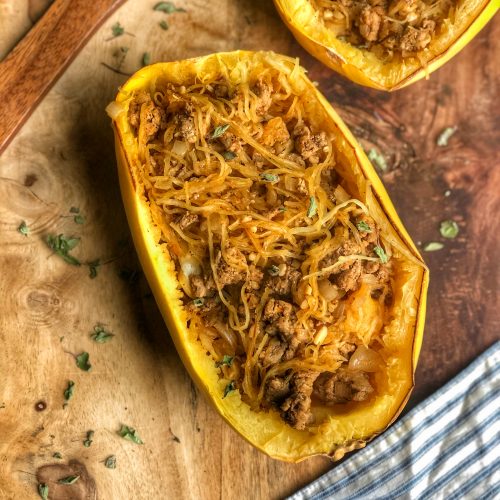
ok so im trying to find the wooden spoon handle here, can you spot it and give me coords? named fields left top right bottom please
left=0, top=0, right=126, bottom=156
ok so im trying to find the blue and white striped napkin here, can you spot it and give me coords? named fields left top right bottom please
left=290, top=341, right=500, bottom=500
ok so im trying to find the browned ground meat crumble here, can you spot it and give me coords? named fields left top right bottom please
left=318, top=0, right=457, bottom=58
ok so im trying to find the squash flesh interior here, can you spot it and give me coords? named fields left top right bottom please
left=113, top=52, right=426, bottom=458
left=278, top=0, right=489, bottom=88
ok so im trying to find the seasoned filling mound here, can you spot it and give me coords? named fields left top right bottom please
left=128, top=65, right=395, bottom=430
left=314, top=0, right=458, bottom=59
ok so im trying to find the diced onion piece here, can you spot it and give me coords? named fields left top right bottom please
left=172, top=140, right=189, bottom=157
left=334, top=185, right=350, bottom=203
left=318, top=278, right=341, bottom=301
left=179, top=254, right=201, bottom=277
left=313, top=325, right=328, bottom=345
left=348, top=345, right=384, bottom=372
left=213, top=321, right=238, bottom=351
left=105, top=101, right=126, bottom=120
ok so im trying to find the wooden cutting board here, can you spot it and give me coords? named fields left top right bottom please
left=0, top=1, right=498, bottom=499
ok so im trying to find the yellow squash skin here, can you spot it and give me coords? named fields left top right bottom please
left=110, top=51, right=429, bottom=462
left=274, top=0, right=498, bottom=90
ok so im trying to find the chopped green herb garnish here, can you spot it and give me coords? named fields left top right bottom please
left=279, top=206, right=287, bottom=212
left=142, top=52, right=151, bottom=66
left=38, top=483, right=49, bottom=500
left=58, top=475, right=80, bottom=485
left=87, top=259, right=101, bottom=279
left=69, top=207, right=80, bottom=214
left=374, top=245, right=388, bottom=264
left=83, top=430, right=94, bottom=447
left=440, top=220, right=459, bottom=239
left=18, top=221, right=29, bottom=236
left=437, top=126, right=457, bottom=147
left=111, top=22, right=125, bottom=38
left=357, top=220, right=372, bottom=233
left=91, top=325, right=114, bottom=343
left=193, top=298, right=204, bottom=307
left=223, top=381, right=235, bottom=398
left=46, top=234, right=81, bottom=266
left=153, top=2, right=186, bottom=13
left=76, top=352, right=91, bottom=372
left=423, top=242, right=444, bottom=252
left=104, top=455, right=117, bottom=469
left=268, top=265, right=280, bottom=276
left=222, top=151, right=237, bottom=161
left=368, top=148, right=388, bottom=172
left=118, top=425, right=144, bottom=444
left=53, top=452, right=63, bottom=459
left=74, top=214, right=85, bottom=224
left=307, top=196, right=317, bottom=218
left=216, top=355, right=234, bottom=368
left=261, top=173, right=279, bottom=183
left=64, top=380, right=75, bottom=404
left=159, top=20, right=169, bottom=30
left=211, top=124, right=230, bottom=139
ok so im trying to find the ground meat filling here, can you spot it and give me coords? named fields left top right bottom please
left=313, top=369, right=374, bottom=404
left=318, top=0, right=457, bottom=58
left=129, top=73, right=394, bottom=431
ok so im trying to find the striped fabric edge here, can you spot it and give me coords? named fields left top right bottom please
left=289, top=341, right=500, bottom=500
left=314, top=343, right=500, bottom=500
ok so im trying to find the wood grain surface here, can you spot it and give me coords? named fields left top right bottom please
left=0, top=1, right=498, bottom=499
left=0, top=0, right=126, bottom=154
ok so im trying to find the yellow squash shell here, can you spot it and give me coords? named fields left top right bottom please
left=273, top=0, right=498, bottom=90
left=110, top=51, right=429, bottom=462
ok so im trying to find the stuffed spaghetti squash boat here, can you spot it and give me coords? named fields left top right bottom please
left=108, top=51, right=428, bottom=461
left=274, top=0, right=498, bottom=90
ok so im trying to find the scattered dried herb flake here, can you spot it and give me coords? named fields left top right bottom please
left=105, top=455, right=117, bottom=469
left=18, top=221, right=29, bottom=236
left=223, top=381, right=235, bottom=398
left=368, top=148, right=388, bottom=172
left=45, top=234, right=81, bottom=266
left=91, top=325, right=114, bottom=343
left=159, top=20, right=169, bottom=30
left=64, top=380, right=75, bottom=404
left=357, top=220, right=372, bottom=233
left=222, top=151, right=237, bottom=161
left=307, top=196, right=317, bottom=218
left=261, top=173, right=279, bottom=183
left=111, top=22, right=125, bottom=38
left=58, top=475, right=80, bottom=485
left=423, top=242, right=444, bottom=252
left=374, top=245, right=388, bottom=263
left=87, top=259, right=101, bottom=279
left=118, top=425, right=144, bottom=444
left=268, top=265, right=280, bottom=276
left=83, top=430, right=94, bottom=447
left=437, top=126, right=457, bottom=147
left=38, top=483, right=49, bottom=500
left=440, top=220, right=459, bottom=239
left=53, top=452, right=63, bottom=459
left=142, top=52, right=151, bottom=66
left=216, top=355, right=234, bottom=368
left=153, top=2, right=186, bottom=13
left=76, top=352, right=91, bottom=372
left=211, top=124, right=230, bottom=139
